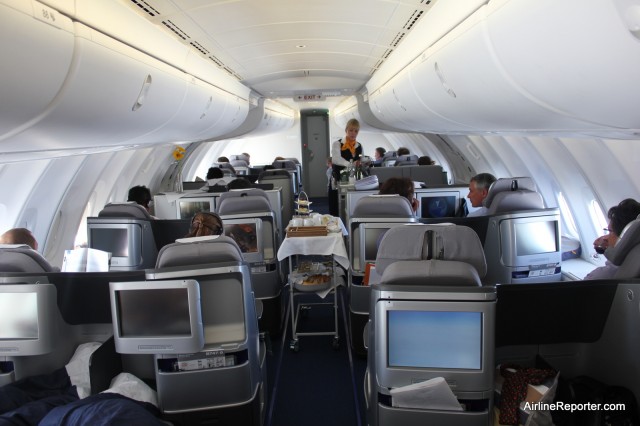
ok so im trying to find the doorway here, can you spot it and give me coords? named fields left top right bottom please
left=300, top=110, right=330, bottom=198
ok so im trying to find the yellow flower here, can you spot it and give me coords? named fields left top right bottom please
left=172, top=146, right=186, bottom=161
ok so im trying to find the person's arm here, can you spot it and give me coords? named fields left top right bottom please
left=331, top=140, right=351, bottom=167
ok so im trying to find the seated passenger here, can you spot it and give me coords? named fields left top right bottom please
left=465, top=173, right=497, bottom=217
left=127, top=185, right=157, bottom=219
left=201, top=167, right=234, bottom=190
left=183, top=212, right=224, bottom=239
left=584, top=198, right=640, bottom=280
left=378, top=177, right=418, bottom=214
left=0, top=227, right=38, bottom=250
left=373, top=147, right=386, bottom=166
left=417, top=155, right=435, bottom=166
left=396, top=147, right=410, bottom=156
left=227, top=178, right=252, bottom=190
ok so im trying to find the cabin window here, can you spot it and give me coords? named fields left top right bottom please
left=589, top=200, right=608, bottom=236
left=557, top=192, right=578, bottom=239
left=73, top=200, right=94, bottom=249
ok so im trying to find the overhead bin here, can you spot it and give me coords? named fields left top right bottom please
left=0, top=0, right=75, bottom=141
left=367, top=0, right=640, bottom=136
left=485, top=0, right=640, bottom=131
left=1, top=15, right=251, bottom=153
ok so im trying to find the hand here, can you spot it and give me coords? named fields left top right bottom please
left=411, top=198, right=419, bottom=213
left=593, top=235, right=610, bottom=251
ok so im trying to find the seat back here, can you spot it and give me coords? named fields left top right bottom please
left=375, top=223, right=487, bottom=284
left=98, top=202, right=152, bottom=220
left=147, top=237, right=263, bottom=414
left=0, top=245, right=56, bottom=272
left=258, top=169, right=295, bottom=226
left=393, top=154, right=419, bottom=166
left=484, top=177, right=545, bottom=214
left=607, top=217, right=640, bottom=278
left=89, top=203, right=157, bottom=270
left=349, top=195, right=418, bottom=274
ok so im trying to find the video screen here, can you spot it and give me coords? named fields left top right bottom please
left=179, top=200, right=211, bottom=220
left=116, top=288, right=191, bottom=337
left=388, top=310, right=482, bottom=370
left=515, top=221, right=558, bottom=256
left=420, top=195, right=457, bottom=218
left=364, top=227, right=390, bottom=262
left=224, top=223, right=258, bottom=253
left=90, top=228, right=129, bottom=257
left=0, top=292, right=39, bottom=339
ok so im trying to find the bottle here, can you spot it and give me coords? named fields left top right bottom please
left=348, top=159, right=356, bottom=184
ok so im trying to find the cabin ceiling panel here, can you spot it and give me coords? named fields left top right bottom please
left=127, top=0, right=436, bottom=101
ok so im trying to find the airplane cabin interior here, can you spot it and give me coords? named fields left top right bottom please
left=1, top=0, right=640, bottom=425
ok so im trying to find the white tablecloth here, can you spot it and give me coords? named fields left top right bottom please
left=277, top=232, right=349, bottom=270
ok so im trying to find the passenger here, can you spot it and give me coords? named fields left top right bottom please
left=326, top=157, right=333, bottom=187
left=417, top=155, right=436, bottom=166
left=227, top=178, right=252, bottom=190
left=216, top=156, right=236, bottom=175
left=185, top=212, right=224, bottom=238
left=378, top=177, right=419, bottom=213
left=373, top=147, right=386, bottom=165
left=465, top=173, right=497, bottom=217
left=200, top=167, right=230, bottom=191
left=241, top=152, right=251, bottom=165
left=0, top=227, right=38, bottom=250
left=396, top=147, right=410, bottom=156
left=329, top=118, right=363, bottom=216
left=127, top=185, right=156, bottom=217
left=584, top=198, right=640, bottom=280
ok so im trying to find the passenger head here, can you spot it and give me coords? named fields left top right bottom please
left=127, top=185, right=153, bottom=212
left=0, top=228, right=38, bottom=250
left=467, top=173, right=497, bottom=208
left=217, top=156, right=230, bottom=163
left=379, top=177, right=418, bottom=212
left=274, top=156, right=285, bottom=161
left=185, top=212, right=224, bottom=238
left=418, top=156, right=435, bottom=166
left=345, top=118, right=360, bottom=141
left=242, top=152, right=250, bottom=164
left=206, top=167, right=224, bottom=180
left=374, top=147, right=386, bottom=160
left=227, top=178, right=252, bottom=190
left=396, top=147, right=410, bottom=156
left=607, top=198, right=640, bottom=243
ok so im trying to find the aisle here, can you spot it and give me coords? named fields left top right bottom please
left=265, top=287, right=367, bottom=426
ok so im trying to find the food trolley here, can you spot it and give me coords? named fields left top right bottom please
left=277, top=227, right=349, bottom=351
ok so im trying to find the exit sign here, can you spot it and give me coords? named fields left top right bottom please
left=294, top=94, right=326, bottom=102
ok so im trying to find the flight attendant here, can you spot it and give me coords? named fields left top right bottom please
left=329, top=119, right=363, bottom=216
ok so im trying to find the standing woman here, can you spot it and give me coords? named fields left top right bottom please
left=329, top=119, right=363, bottom=216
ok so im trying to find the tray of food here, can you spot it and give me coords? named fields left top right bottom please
left=286, top=226, right=327, bottom=237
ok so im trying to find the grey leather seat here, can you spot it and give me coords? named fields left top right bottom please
left=0, top=244, right=56, bottom=272
left=483, top=177, right=545, bottom=214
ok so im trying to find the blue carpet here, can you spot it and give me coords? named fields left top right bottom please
left=265, top=287, right=367, bottom=426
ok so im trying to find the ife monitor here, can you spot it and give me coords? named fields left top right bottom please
left=222, top=218, right=264, bottom=264
left=418, top=191, right=460, bottom=219
left=0, top=283, right=57, bottom=356
left=109, top=280, right=204, bottom=354
left=177, top=197, right=215, bottom=220
left=375, top=297, right=495, bottom=393
left=88, top=223, right=143, bottom=268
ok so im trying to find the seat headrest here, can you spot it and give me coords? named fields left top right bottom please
left=98, top=203, right=152, bottom=220
left=272, top=160, right=297, bottom=170
left=217, top=190, right=272, bottom=215
left=606, top=218, right=640, bottom=267
left=352, top=195, right=414, bottom=218
left=0, top=246, right=56, bottom=272
left=393, top=155, right=419, bottom=166
left=230, top=160, right=249, bottom=168
left=380, top=260, right=482, bottom=287
left=375, top=224, right=486, bottom=278
left=381, top=151, right=397, bottom=160
left=483, top=177, right=537, bottom=207
left=258, top=169, right=291, bottom=180
left=155, top=236, right=243, bottom=268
